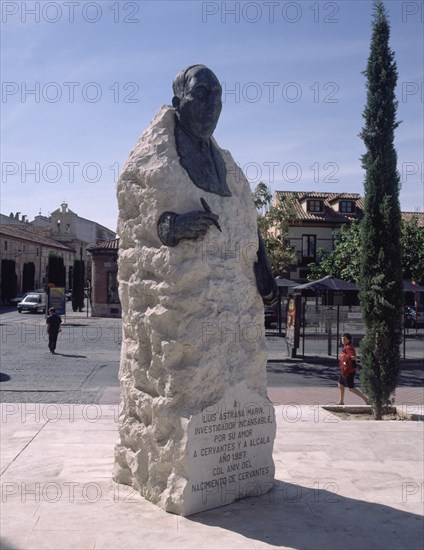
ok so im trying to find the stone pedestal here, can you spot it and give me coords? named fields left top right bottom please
left=114, top=106, right=276, bottom=516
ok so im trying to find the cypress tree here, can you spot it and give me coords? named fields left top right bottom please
left=22, top=262, right=35, bottom=293
left=1, top=260, right=17, bottom=302
left=358, top=1, right=403, bottom=419
left=72, top=260, right=85, bottom=312
left=47, top=255, right=66, bottom=288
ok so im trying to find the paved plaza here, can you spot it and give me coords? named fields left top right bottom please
left=0, top=308, right=423, bottom=549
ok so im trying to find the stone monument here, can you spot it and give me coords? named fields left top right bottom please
left=113, top=65, right=277, bottom=516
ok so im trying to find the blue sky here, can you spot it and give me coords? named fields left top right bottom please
left=1, top=0, right=423, bottom=232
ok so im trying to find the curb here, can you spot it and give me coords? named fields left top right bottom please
left=323, top=404, right=423, bottom=421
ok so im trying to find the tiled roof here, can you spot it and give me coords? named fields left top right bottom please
left=401, top=212, right=424, bottom=227
left=275, top=191, right=364, bottom=223
left=0, top=225, right=73, bottom=250
left=87, top=238, right=120, bottom=251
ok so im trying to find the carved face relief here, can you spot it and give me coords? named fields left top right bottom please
left=176, top=67, right=222, bottom=140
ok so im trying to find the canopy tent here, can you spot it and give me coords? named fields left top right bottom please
left=293, top=275, right=358, bottom=292
left=403, top=280, right=424, bottom=293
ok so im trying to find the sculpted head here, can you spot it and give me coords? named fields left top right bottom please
left=172, top=65, right=222, bottom=140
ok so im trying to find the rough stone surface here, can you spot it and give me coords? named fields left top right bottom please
left=114, top=105, right=276, bottom=515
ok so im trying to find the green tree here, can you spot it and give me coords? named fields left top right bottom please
left=358, top=1, right=403, bottom=419
left=253, top=183, right=297, bottom=276
left=1, top=260, right=17, bottom=302
left=47, top=255, right=66, bottom=287
left=72, top=260, right=85, bottom=312
left=402, top=215, right=424, bottom=285
left=308, top=217, right=424, bottom=285
left=22, top=262, right=35, bottom=293
left=308, top=221, right=362, bottom=283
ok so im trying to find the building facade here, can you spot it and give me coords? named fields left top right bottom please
left=0, top=225, right=74, bottom=299
left=49, top=202, right=116, bottom=264
left=1, top=203, right=116, bottom=301
left=274, top=191, right=364, bottom=282
left=87, top=239, right=121, bottom=318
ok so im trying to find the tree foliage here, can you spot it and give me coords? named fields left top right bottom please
left=308, top=217, right=424, bottom=285
left=72, top=260, right=85, bottom=312
left=47, top=255, right=66, bottom=288
left=1, top=259, right=17, bottom=302
left=253, top=182, right=297, bottom=276
left=401, top=215, right=424, bottom=285
left=358, top=1, right=403, bottom=419
left=308, top=221, right=361, bottom=283
left=22, top=262, right=35, bottom=293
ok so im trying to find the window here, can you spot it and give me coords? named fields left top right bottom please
left=302, top=235, right=316, bottom=262
left=339, top=201, right=355, bottom=213
left=4, top=241, right=7, bottom=251
left=307, top=200, right=323, bottom=213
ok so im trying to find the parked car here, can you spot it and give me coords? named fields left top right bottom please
left=17, top=293, right=46, bottom=314
left=404, top=306, right=424, bottom=328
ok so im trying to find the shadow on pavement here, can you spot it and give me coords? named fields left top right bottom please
left=51, top=353, right=87, bottom=358
left=267, top=357, right=423, bottom=388
left=190, top=480, right=421, bottom=550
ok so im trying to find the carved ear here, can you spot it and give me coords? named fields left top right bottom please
left=172, top=96, right=180, bottom=110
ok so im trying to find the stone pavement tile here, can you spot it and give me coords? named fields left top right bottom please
left=1, top=442, right=114, bottom=481
left=23, top=530, right=98, bottom=550
left=1, top=404, right=423, bottom=550
left=184, top=490, right=413, bottom=550
left=31, top=500, right=178, bottom=534
left=0, top=425, right=48, bottom=475
left=95, top=527, right=257, bottom=550
left=34, top=424, right=118, bottom=445
left=0, top=501, right=41, bottom=549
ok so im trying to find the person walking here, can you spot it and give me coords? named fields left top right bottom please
left=46, top=307, right=62, bottom=354
left=337, top=333, right=368, bottom=405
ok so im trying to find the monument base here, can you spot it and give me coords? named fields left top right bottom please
left=113, top=382, right=276, bottom=516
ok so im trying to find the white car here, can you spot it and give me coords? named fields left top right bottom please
left=17, top=293, right=46, bottom=314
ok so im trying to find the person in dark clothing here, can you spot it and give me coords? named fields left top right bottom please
left=46, top=307, right=62, bottom=354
